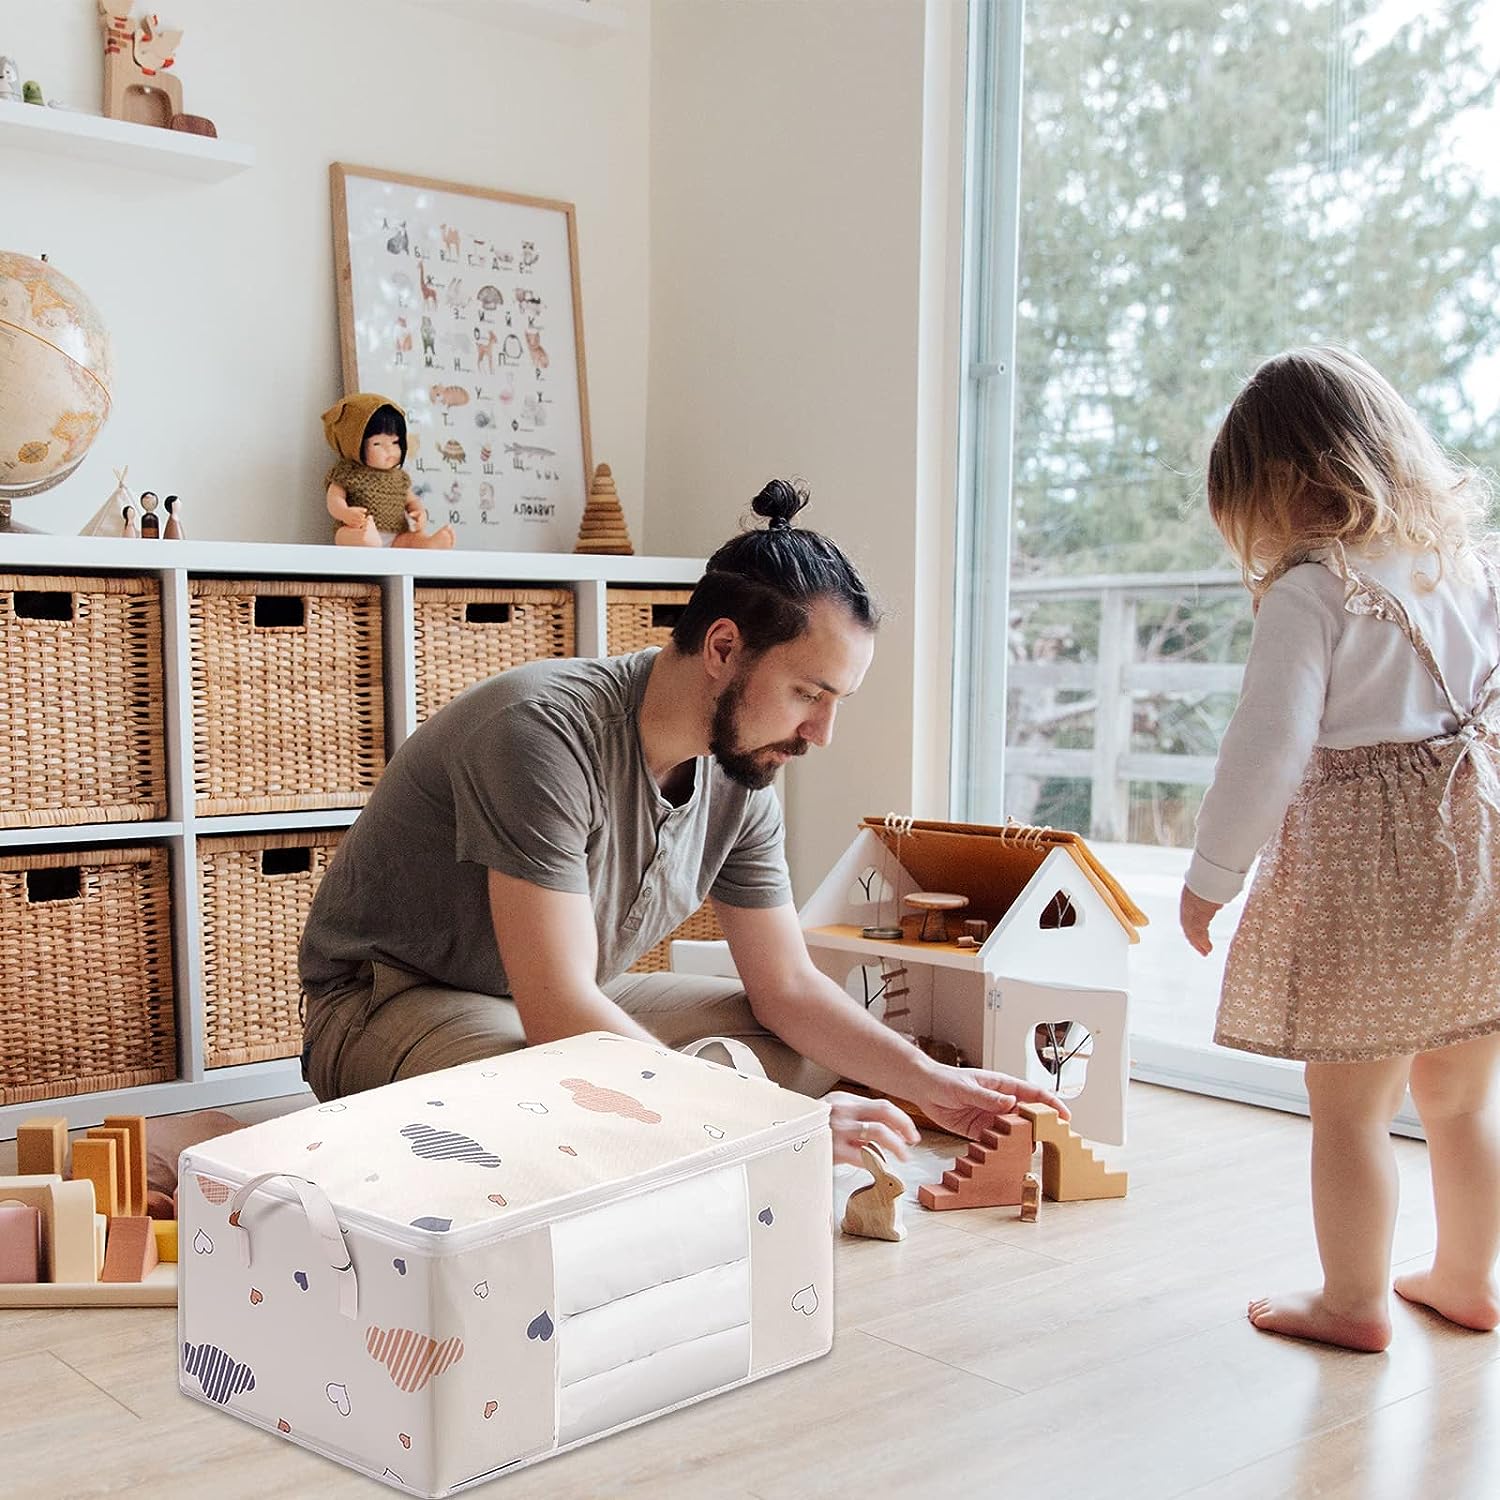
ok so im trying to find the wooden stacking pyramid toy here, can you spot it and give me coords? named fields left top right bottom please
left=573, top=463, right=635, bottom=555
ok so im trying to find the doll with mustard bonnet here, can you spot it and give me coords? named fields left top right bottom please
left=322, top=393, right=454, bottom=548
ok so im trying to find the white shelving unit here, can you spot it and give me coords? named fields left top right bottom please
left=0, top=98, right=254, bottom=181
left=0, top=536, right=702, bottom=1138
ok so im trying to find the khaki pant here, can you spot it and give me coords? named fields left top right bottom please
left=301, top=962, right=841, bottom=1103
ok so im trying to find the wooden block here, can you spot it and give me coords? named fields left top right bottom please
left=0, top=1174, right=96, bottom=1283
left=919, top=1114, right=1035, bottom=1211
left=1020, top=1173, right=1040, bottom=1222
left=94, top=1214, right=107, bottom=1276
left=0, top=1174, right=61, bottom=1273
left=70, top=1137, right=120, bottom=1219
left=15, top=1117, right=68, bottom=1178
left=152, top=1219, right=178, bottom=1263
left=48, top=1179, right=96, bottom=1283
left=101, top=1216, right=159, bottom=1284
left=102, top=1115, right=148, bottom=1217
left=1018, top=1103, right=1128, bottom=1201
left=0, top=1203, right=42, bottom=1282
left=87, top=1127, right=134, bottom=1221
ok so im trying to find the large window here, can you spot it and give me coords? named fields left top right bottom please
left=955, top=0, right=1500, bottom=1115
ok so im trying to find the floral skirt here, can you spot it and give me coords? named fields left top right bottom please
left=1215, top=733, right=1500, bottom=1062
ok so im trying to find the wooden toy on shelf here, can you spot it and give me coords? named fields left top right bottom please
left=102, top=1114, right=148, bottom=1216
left=152, top=1219, right=178, bottom=1262
left=101, top=1215, right=159, bottom=1282
left=139, top=489, right=161, bottom=539
left=573, top=463, right=635, bottom=555
left=86, top=1125, right=136, bottom=1217
left=1020, top=1102, right=1128, bottom=1201
left=169, top=112, right=216, bottom=137
left=80, top=466, right=136, bottom=537
left=0, top=1203, right=41, bottom=1281
left=841, top=1142, right=907, bottom=1242
left=98, top=3, right=208, bottom=132
left=70, top=1136, right=121, bottom=1219
left=905, top=890, right=969, bottom=942
left=15, top=1116, right=67, bottom=1177
left=1020, top=1172, right=1041, bottom=1223
left=919, top=1112, right=1035, bottom=1211
left=163, top=494, right=184, bottom=538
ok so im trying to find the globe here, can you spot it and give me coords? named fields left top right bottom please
left=0, top=251, right=114, bottom=530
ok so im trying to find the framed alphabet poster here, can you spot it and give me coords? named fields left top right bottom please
left=331, top=163, right=593, bottom=551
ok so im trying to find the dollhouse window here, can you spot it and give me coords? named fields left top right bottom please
left=1039, top=890, right=1078, bottom=929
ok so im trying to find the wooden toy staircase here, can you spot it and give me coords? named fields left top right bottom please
left=918, top=1113, right=1034, bottom=1210
left=1019, top=1102, right=1128, bottom=1201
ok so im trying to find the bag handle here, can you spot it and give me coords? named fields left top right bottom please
left=227, top=1171, right=359, bottom=1320
left=678, top=1035, right=768, bottom=1080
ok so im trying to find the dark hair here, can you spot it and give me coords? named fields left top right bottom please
left=670, top=479, right=879, bottom=655
left=363, top=403, right=408, bottom=465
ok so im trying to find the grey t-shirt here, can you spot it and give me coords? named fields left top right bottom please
left=299, top=649, right=791, bottom=1001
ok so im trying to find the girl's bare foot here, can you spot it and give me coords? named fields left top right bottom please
left=1247, top=1290, right=1392, bottom=1352
left=1394, top=1269, right=1500, bottom=1332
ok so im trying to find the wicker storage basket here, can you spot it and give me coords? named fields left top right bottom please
left=630, top=901, right=724, bottom=974
left=0, top=844, right=176, bottom=1105
left=0, top=573, right=166, bottom=829
left=414, top=586, right=575, bottom=722
left=605, top=587, right=693, bottom=654
left=189, top=578, right=385, bottom=815
left=199, top=829, right=345, bottom=1069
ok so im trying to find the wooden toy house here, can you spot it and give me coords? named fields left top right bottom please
left=797, top=819, right=1149, bottom=1145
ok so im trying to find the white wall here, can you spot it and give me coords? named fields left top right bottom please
left=1, top=0, right=651, bottom=544
left=647, top=0, right=964, bottom=892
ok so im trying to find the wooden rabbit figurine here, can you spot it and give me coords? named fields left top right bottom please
left=841, top=1142, right=907, bottom=1242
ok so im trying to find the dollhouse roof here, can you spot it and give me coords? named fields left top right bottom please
left=860, top=817, right=1149, bottom=942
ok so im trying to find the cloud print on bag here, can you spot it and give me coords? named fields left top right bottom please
left=558, top=1078, right=661, bottom=1124
left=182, top=1341, right=255, bottom=1404
left=366, top=1325, right=466, bottom=1392
left=400, top=1122, right=501, bottom=1168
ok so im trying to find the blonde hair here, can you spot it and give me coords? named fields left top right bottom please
left=1207, top=345, right=1491, bottom=596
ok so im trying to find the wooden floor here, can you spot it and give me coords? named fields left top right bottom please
left=3, top=1083, right=1496, bottom=1499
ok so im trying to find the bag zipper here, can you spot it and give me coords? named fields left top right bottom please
left=192, top=1105, right=829, bottom=1256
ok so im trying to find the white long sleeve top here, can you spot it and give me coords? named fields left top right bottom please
left=1186, top=543, right=1499, bottom=904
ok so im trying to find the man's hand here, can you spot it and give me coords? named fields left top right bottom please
left=912, top=1063, right=1070, bottom=1142
left=1179, top=884, right=1222, bottom=956
left=824, top=1091, right=920, bottom=1167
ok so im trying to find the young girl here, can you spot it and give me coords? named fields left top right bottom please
left=1181, top=345, right=1500, bottom=1352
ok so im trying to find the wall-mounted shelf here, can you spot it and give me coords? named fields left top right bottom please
left=0, top=98, right=254, bottom=182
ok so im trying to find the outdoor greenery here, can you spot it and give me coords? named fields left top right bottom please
left=1003, top=0, right=1500, bottom=840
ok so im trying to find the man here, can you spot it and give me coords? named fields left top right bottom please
left=300, top=480, right=1065, bottom=1163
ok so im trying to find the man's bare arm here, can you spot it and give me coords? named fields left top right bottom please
left=488, top=869, right=657, bottom=1045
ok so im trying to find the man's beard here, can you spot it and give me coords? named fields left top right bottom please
left=709, top=671, right=808, bottom=790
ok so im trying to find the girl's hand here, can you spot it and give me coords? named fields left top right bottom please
left=1180, top=885, right=1222, bottom=955
left=824, top=1091, right=920, bottom=1167
left=914, top=1063, right=1069, bottom=1142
